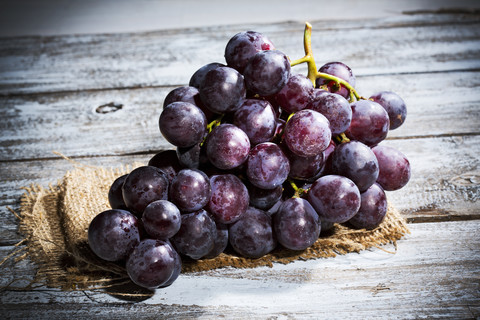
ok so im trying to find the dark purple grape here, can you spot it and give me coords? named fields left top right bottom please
left=176, top=142, right=208, bottom=169
left=317, top=139, right=336, bottom=177
left=233, top=99, right=277, bottom=145
left=163, top=86, right=200, bottom=108
left=203, top=221, right=229, bottom=259
left=228, top=207, right=276, bottom=258
left=169, top=168, right=211, bottom=212
left=108, top=174, right=128, bottom=210
left=224, top=31, right=275, bottom=73
left=372, top=144, right=411, bottom=191
left=348, top=183, right=387, bottom=229
left=370, top=91, right=407, bottom=130
left=88, top=209, right=140, bottom=262
left=284, top=146, right=325, bottom=181
left=307, top=92, right=352, bottom=135
left=142, top=200, right=181, bottom=239
left=331, top=141, right=379, bottom=192
left=205, top=124, right=251, bottom=170
left=320, top=220, right=335, bottom=234
left=159, top=101, right=207, bottom=148
left=189, top=62, right=225, bottom=88
left=199, top=66, right=246, bottom=114
left=126, top=239, right=177, bottom=289
left=316, top=62, right=356, bottom=99
left=243, top=50, right=291, bottom=96
left=208, top=174, right=249, bottom=224
left=274, top=118, right=286, bottom=138
left=273, top=198, right=320, bottom=251
left=159, top=246, right=182, bottom=288
left=122, top=166, right=169, bottom=215
left=275, top=74, right=314, bottom=114
left=248, top=183, right=283, bottom=210
left=246, top=142, right=290, bottom=190
left=148, top=150, right=183, bottom=183
left=163, top=85, right=216, bottom=122
left=307, top=175, right=361, bottom=223
left=171, top=209, right=217, bottom=260
left=284, top=109, right=331, bottom=157
left=345, top=99, right=390, bottom=146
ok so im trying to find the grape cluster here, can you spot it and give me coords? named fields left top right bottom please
left=88, top=24, right=411, bottom=290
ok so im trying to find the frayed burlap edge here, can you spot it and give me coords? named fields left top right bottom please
left=11, top=163, right=410, bottom=291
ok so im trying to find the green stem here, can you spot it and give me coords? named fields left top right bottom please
left=288, top=179, right=309, bottom=198
left=289, top=22, right=362, bottom=102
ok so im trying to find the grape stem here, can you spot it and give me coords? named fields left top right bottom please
left=289, top=179, right=309, bottom=198
left=290, top=22, right=362, bottom=103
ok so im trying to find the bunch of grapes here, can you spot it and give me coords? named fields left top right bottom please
left=88, top=23, right=411, bottom=290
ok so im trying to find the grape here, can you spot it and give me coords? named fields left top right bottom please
left=372, top=144, right=411, bottom=191
left=246, top=142, right=290, bottom=190
left=307, top=175, right=361, bottom=223
left=163, top=86, right=216, bottom=121
left=284, top=145, right=325, bottom=181
left=243, top=50, right=291, bottom=96
left=233, top=99, right=277, bottom=145
left=203, top=221, right=229, bottom=259
left=176, top=142, right=207, bottom=169
left=320, top=220, right=335, bottom=235
left=248, top=183, right=283, bottom=210
left=228, top=207, right=276, bottom=258
left=163, top=86, right=201, bottom=108
left=315, top=62, right=356, bottom=99
left=348, top=183, right=387, bottom=229
left=205, top=124, right=250, bottom=170
left=169, top=168, right=211, bottom=212
left=189, top=62, right=225, bottom=88
left=224, top=31, right=275, bottom=73
left=170, top=209, right=217, bottom=260
left=122, top=166, right=169, bottom=215
left=208, top=174, right=249, bottom=224
left=283, top=109, right=331, bottom=157
left=88, top=209, right=140, bottom=262
left=307, top=92, right=352, bottom=135
left=331, top=141, right=379, bottom=192
left=199, top=66, right=246, bottom=114
left=370, top=91, right=407, bottom=130
left=273, top=198, right=320, bottom=251
left=317, top=139, right=336, bottom=177
left=159, top=246, right=182, bottom=288
left=142, top=200, right=181, bottom=239
left=148, top=149, right=183, bottom=183
left=159, top=101, right=207, bottom=148
left=345, top=99, right=390, bottom=146
left=108, top=174, right=128, bottom=210
left=275, top=74, right=314, bottom=114
left=126, top=239, right=177, bottom=289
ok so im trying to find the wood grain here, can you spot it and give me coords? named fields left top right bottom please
left=1, top=70, right=479, bottom=161
left=1, top=220, right=479, bottom=319
left=1, top=14, right=479, bottom=95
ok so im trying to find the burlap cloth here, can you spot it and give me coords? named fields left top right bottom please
left=14, top=162, right=410, bottom=290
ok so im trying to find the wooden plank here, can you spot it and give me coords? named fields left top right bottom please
left=1, top=14, right=479, bottom=95
left=1, top=70, right=479, bottom=161
left=1, top=134, right=479, bottom=243
left=1, top=220, right=479, bottom=319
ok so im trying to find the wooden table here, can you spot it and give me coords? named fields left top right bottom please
left=1, top=11, right=479, bottom=319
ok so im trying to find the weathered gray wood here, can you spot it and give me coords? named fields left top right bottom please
left=1, top=70, right=478, bottom=161
left=1, top=220, right=479, bottom=319
left=1, top=14, right=479, bottom=95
